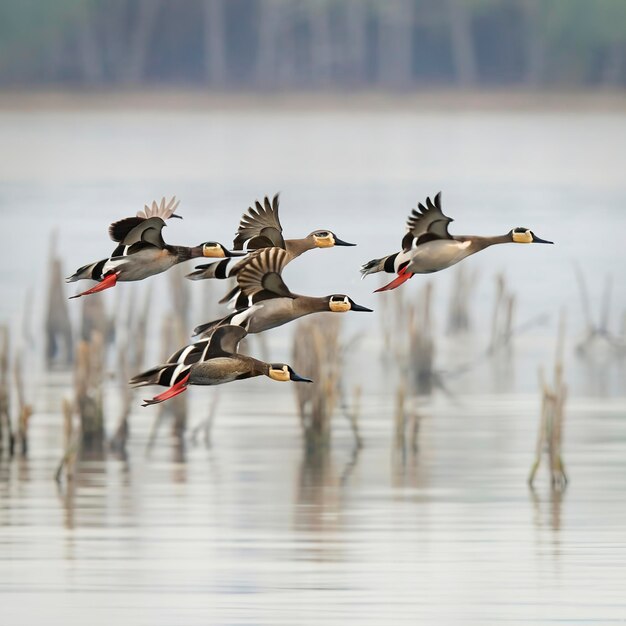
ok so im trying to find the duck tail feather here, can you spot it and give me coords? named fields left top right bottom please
left=360, top=256, right=386, bottom=279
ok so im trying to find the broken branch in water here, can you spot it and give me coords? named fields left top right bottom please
left=528, top=311, right=568, bottom=491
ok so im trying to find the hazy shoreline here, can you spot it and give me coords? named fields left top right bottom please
left=1, top=88, right=626, bottom=113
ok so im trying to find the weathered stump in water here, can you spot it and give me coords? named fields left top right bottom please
left=378, top=281, right=436, bottom=395
left=447, top=264, right=479, bottom=334
left=407, top=282, right=435, bottom=394
left=0, top=326, right=12, bottom=454
left=529, top=313, right=568, bottom=491
left=488, top=273, right=515, bottom=355
left=13, top=352, right=33, bottom=456
left=74, top=332, right=105, bottom=452
left=0, top=327, right=34, bottom=457
left=168, top=268, right=191, bottom=437
left=55, top=396, right=79, bottom=483
left=292, top=317, right=342, bottom=451
left=46, top=257, right=73, bottom=368
left=81, top=292, right=114, bottom=344
left=110, top=288, right=151, bottom=452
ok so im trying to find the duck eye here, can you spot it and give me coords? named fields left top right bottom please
left=316, top=231, right=329, bottom=237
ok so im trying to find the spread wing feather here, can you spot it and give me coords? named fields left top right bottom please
left=233, top=194, right=285, bottom=250
left=136, top=196, right=181, bottom=220
left=109, top=196, right=181, bottom=249
left=401, top=192, right=454, bottom=251
left=114, top=216, right=168, bottom=249
left=227, top=248, right=293, bottom=309
left=109, top=217, right=146, bottom=243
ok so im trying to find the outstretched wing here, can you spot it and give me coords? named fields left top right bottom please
left=401, top=192, right=453, bottom=251
left=137, top=196, right=181, bottom=220
left=111, top=216, right=168, bottom=249
left=157, top=324, right=246, bottom=368
left=223, top=248, right=293, bottom=309
left=166, top=338, right=212, bottom=366
left=109, top=196, right=181, bottom=249
left=206, top=325, right=248, bottom=357
left=233, top=194, right=285, bottom=250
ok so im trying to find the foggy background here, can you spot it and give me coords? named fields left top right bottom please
left=2, top=0, right=626, bottom=89
left=2, top=2, right=626, bottom=626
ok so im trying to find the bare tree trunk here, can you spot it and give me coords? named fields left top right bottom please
left=522, top=0, right=545, bottom=87
left=256, top=0, right=281, bottom=86
left=276, top=4, right=298, bottom=86
left=44, top=26, right=66, bottom=83
left=376, top=0, right=414, bottom=89
left=103, top=0, right=128, bottom=81
left=602, top=43, right=625, bottom=87
left=203, top=0, right=227, bottom=86
left=307, top=3, right=332, bottom=86
left=344, top=0, right=368, bottom=85
left=123, top=0, right=161, bottom=84
left=446, top=0, right=477, bottom=87
left=76, top=8, right=103, bottom=84
left=46, top=257, right=73, bottom=368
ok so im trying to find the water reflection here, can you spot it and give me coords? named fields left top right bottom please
left=57, top=479, right=76, bottom=530
left=391, top=438, right=425, bottom=491
left=490, top=349, right=516, bottom=393
left=2, top=107, right=626, bottom=623
left=529, top=485, right=564, bottom=533
left=56, top=449, right=134, bottom=531
left=295, top=446, right=350, bottom=534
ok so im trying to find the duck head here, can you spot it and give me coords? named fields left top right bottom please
left=309, top=230, right=356, bottom=248
left=267, top=364, right=313, bottom=383
left=201, top=242, right=244, bottom=258
left=509, top=228, right=553, bottom=244
left=327, top=295, right=373, bottom=313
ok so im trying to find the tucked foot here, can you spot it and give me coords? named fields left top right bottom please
left=374, top=267, right=413, bottom=293
left=142, top=373, right=191, bottom=407
left=70, top=271, right=120, bottom=299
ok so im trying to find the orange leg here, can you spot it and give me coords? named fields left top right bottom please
left=142, top=373, right=191, bottom=407
left=70, top=271, right=119, bottom=299
left=374, top=267, right=414, bottom=292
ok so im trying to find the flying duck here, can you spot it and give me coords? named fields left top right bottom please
left=130, top=325, right=312, bottom=406
left=360, top=192, right=553, bottom=292
left=192, top=247, right=372, bottom=338
left=66, top=197, right=240, bottom=298
left=186, top=193, right=355, bottom=281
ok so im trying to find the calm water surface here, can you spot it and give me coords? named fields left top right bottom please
left=1, top=103, right=626, bottom=624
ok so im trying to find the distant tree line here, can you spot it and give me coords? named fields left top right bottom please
left=1, top=0, right=626, bottom=89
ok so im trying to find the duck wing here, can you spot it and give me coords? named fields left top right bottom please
left=401, top=192, right=453, bottom=251
left=233, top=194, right=285, bottom=250
left=109, top=196, right=181, bottom=249
left=222, top=247, right=293, bottom=309
left=136, top=196, right=181, bottom=220
left=151, top=324, right=246, bottom=371
left=166, top=337, right=213, bottom=366
left=205, top=325, right=248, bottom=357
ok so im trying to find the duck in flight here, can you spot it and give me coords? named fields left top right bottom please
left=192, top=247, right=372, bottom=338
left=360, top=192, right=553, bottom=292
left=186, top=193, right=355, bottom=281
left=130, top=325, right=313, bottom=407
left=66, top=196, right=240, bottom=298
